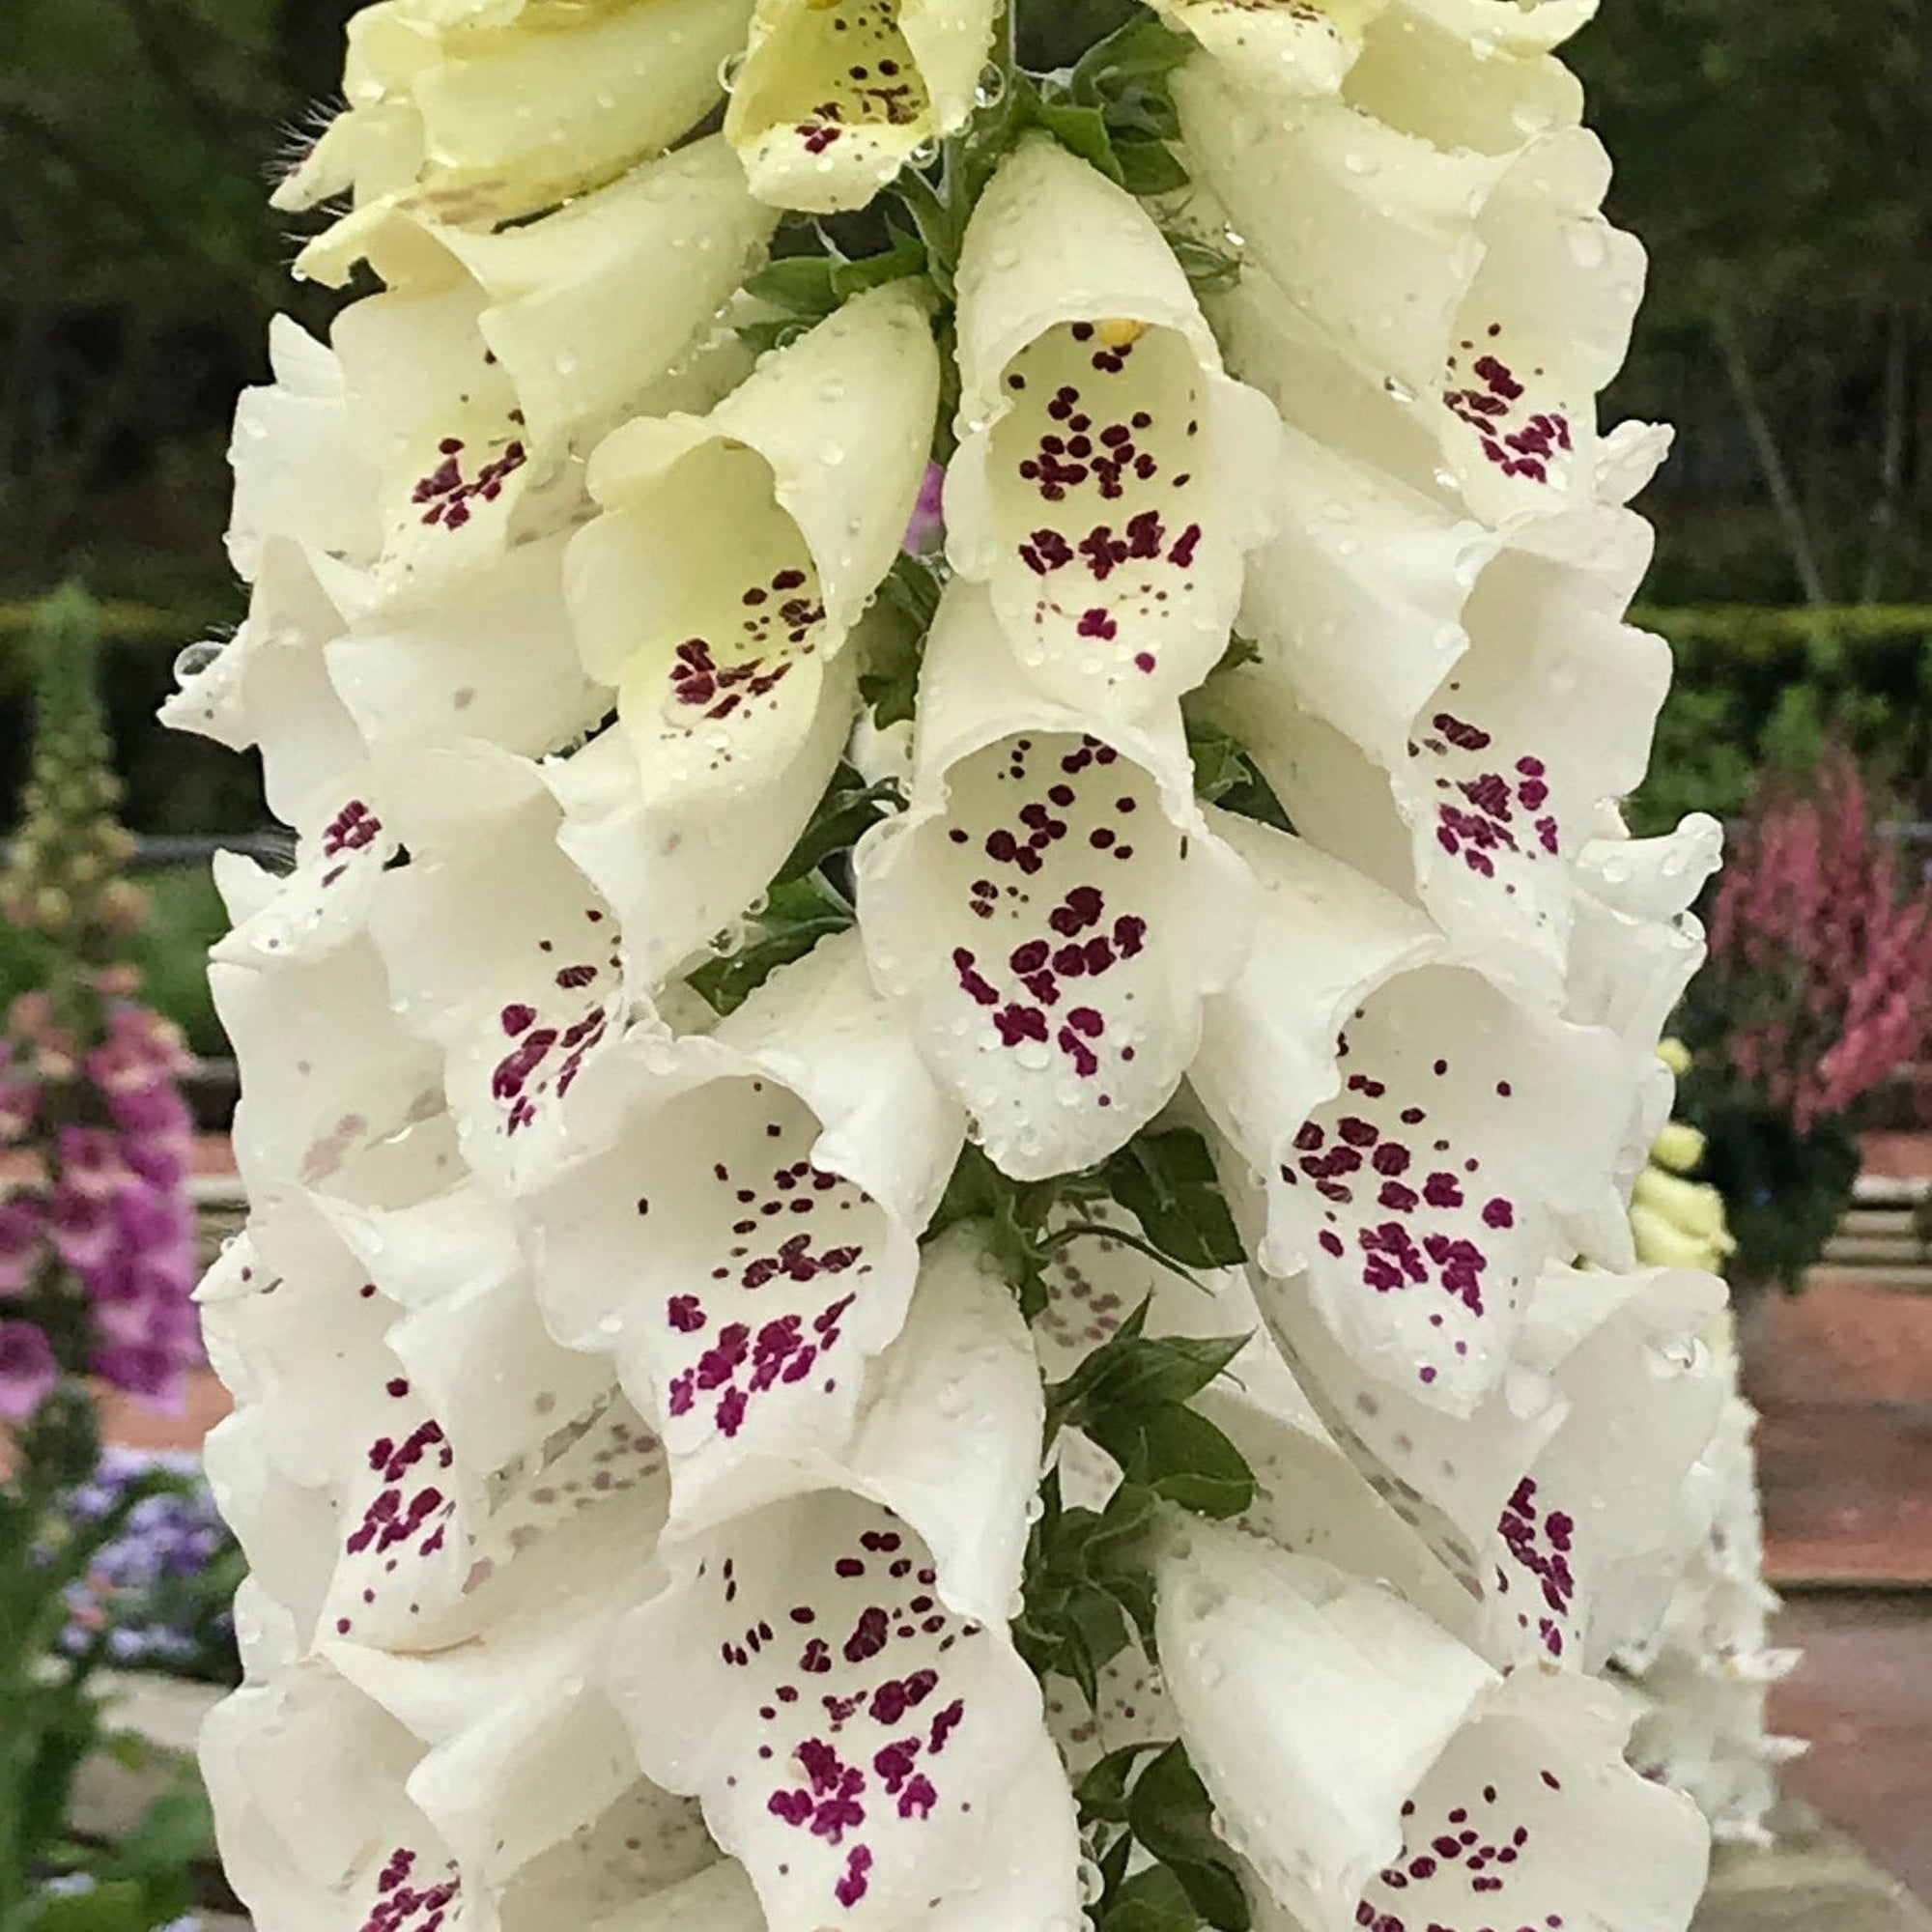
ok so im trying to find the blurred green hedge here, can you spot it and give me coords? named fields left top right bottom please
left=1633, top=606, right=1932, bottom=836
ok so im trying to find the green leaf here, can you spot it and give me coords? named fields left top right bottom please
left=1101, top=1863, right=1206, bottom=1932
left=1090, top=1406, right=1256, bottom=1520
left=1162, top=231, right=1244, bottom=297
left=1115, top=139, right=1192, bottom=198
left=775, top=764, right=901, bottom=885
left=1103, top=1129, right=1246, bottom=1269
left=15, top=1885, right=148, bottom=1932
left=1070, top=14, right=1198, bottom=99
left=687, top=875, right=850, bottom=1017
left=99, top=1782, right=214, bottom=1883
left=1033, top=101, right=1124, bottom=182
left=858, top=554, right=944, bottom=728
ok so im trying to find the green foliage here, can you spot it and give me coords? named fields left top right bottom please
left=1633, top=607, right=1932, bottom=834
left=856, top=554, right=945, bottom=731
left=0, top=1455, right=214, bottom=1928
left=1081, top=1743, right=1251, bottom=1932
left=686, top=764, right=899, bottom=1019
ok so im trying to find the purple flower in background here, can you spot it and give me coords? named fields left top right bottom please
left=902, top=460, right=945, bottom=555
left=57, top=1125, right=125, bottom=1197
left=47, top=1181, right=117, bottom=1271
left=0, top=1319, right=57, bottom=1421
left=0, top=1196, right=44, bottom=1296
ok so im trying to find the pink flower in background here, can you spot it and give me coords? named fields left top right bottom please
left=902, top=460, right=945, bottom=554
left=47, top=1182, right=118, bottom=1272
left=0, top=1198, right=45, bottom=1297
left=0, top=1319, right=57, bottom=1423
left=0, top=1041, right=38, bottom=1144
left=1707, top=753, right=1932, bottom=1131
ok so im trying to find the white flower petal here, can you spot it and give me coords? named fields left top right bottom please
left=205, top=1629, right=724, bottom=1932
left=947, top=137, right=1283, bottom=720
left=1233, top=424, right=1494, bottom=770
left=856, top=582, right=1256, bottom=1179
left=608, top=1505, right=1071, bottom=1930
left=548, top=651, right=857, bottom=993
left=1209, top=926, right=1639, bottom=1410
left=211, top=881, right=446, bottom=1199
left=1191, top=812, right=1442, bottom=1205
left=1263, top=1258, right=1726, bottom=1667
left=306, top=137, right=778, bottom=585
left=1205, top=502, right=1673, bottom=1007
left=725, top=0, right=999, bottom=213
left=224, top=316, right=382, bottom=581
left=570, top=281, right=939, bottom=718
left=1341, top=0, right=1588, bottom=157
left=326, top=531, right=610, bottom=762
left=369, top=743, right=625, bottom=1186
left=526, top=932, right=965, bottom=1538
left=205, top=1179, right=668, bottom=1653
left=1566, top=817, right=1722, bottom=1046
left=161, top=538, right=369, bottom=840
left=1156, top=1520, right=1708, bottom=1932
left=278, top=0, right=755, bottom=226
left=1179, top=66, right=1644, bottom=523
left=323, top=1500, right=693, bottom=1890
left=600, top=1225, right=1068, bottom=1929
left=1145, top=0, right=1379, bottom=99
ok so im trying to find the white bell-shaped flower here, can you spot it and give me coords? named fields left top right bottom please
left=298, top=136, right=778, bottom=586
left=162, top=539, right=370, bottom=852
left=368, top=744, right=628, bottom=1188
left=1211, top=495, right=1673, bottom=1007
left=1143, top=0, right=1381, bottom=99
left=204, top=1588, right=729, bottom=1932
left=724, top=0, right=999, bottom=213
left=856, top=581, right=1257, bottom=1179
left=1566, top=815, right=1723, bottom=1049
left=1338, top=0, right=1591, bottom=157
left=547, top=655, right=857, bottom=996
left=208, top=854, right=448, bottom=1199
left=526, top=932, right=965, bottom=1538
left=568, top=281, right=938, bottom=761
left=604, top=1228, right=1081, bottom=1932
left=224, top=316, right=383, bottom=581
left=324, top=530, right=609, bottom=763
left=945, top=136, right=1282, bottom=719
left=1263, top=1259, right=1726, bottom=1667
left=200, top=1177, right=657, bottom=1652
left=1157, top=1519, right=1710, bottom=1932
left=1179, top=63, right=1645, bottom=525
left=1192, top=813, right=1638, bottom=1410
left=277, top=0, right=756, bottom=226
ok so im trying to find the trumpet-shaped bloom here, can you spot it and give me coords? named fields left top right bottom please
left=945, top=138, right=1282, bottom=719
left=201, top=1179, right=664, bottom=1653
left=1144, top=0, right=1382, bottom=99
left=204, top=1585, right=726, bottom=1932
left=223, top=318, right=383, bottom=582
left=1339, top=0, right=1590, bottom=157
left=208, top=851, right=448, bottom=1200
left=162, top=542, right=370, bottom=852
left=1209, top=495, right=1673, bottom=1005
left=300, top=137, right=778, bottom=586
left=369, top=744, right=626, bottom=1187
left=278, top=0, right=756, bottom=226
left=526, top=933, right=964, bottom=1537
left=568, top=282, right=937, bottom=762
left=724, top=0, right=999, bottom=213
left=1264, top=1260, right=1725, bottom=1667
left=1157, top=1519, right=1710, bottom=1932
left=325, top=532, right=609, bottom=763
left=1193, top=813, right=1635, bottom=1408
left=547, top=652, right=857, bottom=996
left=1179, top=63, right=1645, bottom=525
left=856, top=582, right=1256, bottom=1179
left=605, top=1229, right=1080, bottom=1932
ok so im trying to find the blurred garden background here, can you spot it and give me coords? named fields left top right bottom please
left=4, top=1, right=1932, bottom=1927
